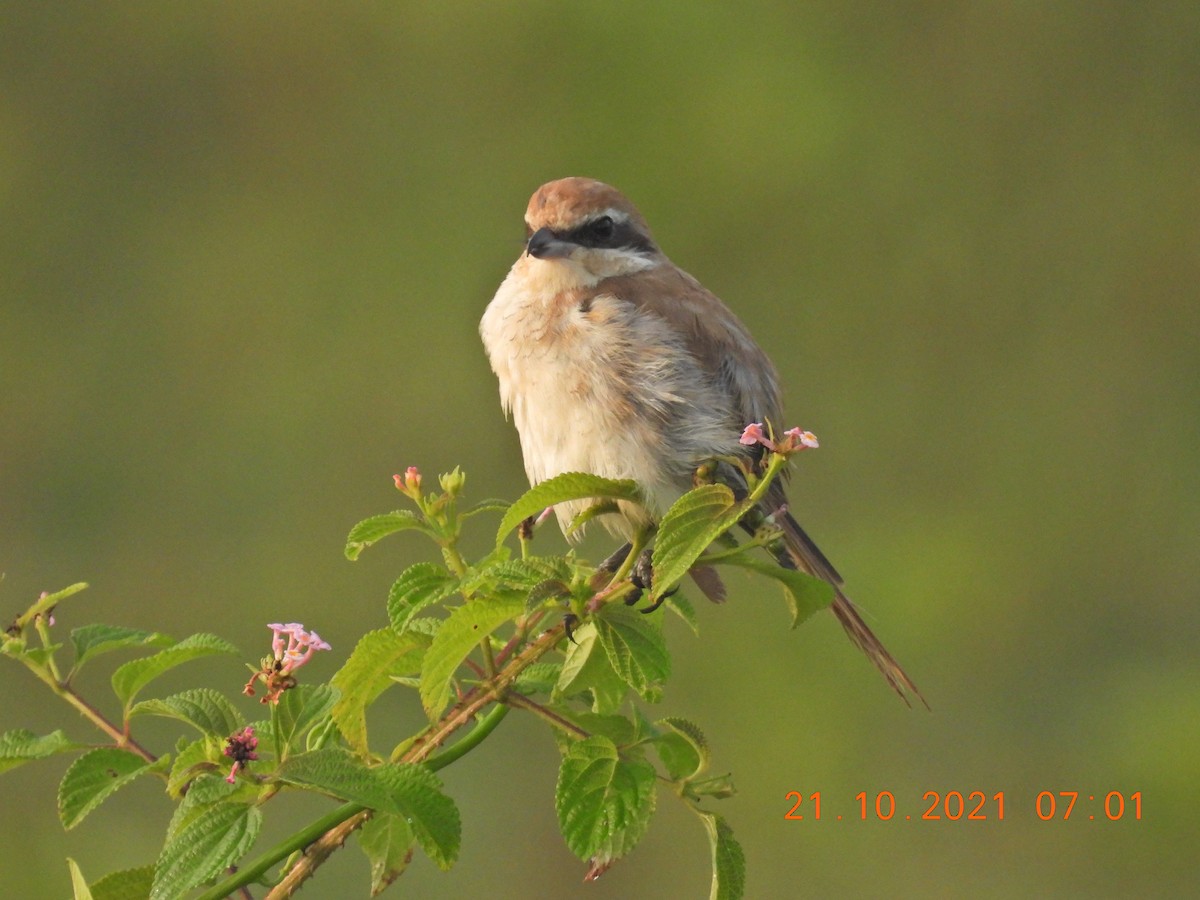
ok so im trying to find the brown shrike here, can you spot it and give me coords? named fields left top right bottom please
left=481, top=177, right=921, bottom=703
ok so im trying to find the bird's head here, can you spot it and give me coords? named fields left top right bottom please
left=521, top=177, right=662, bottom=282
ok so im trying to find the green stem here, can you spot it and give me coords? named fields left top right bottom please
left=195, top=802, right=364, bottom=900
left=34, top=616, right=63, bottom=683
left=201, top=703, right=512, bottom=900
left=426, top=703, right=509, bottom=771
left=605, top=525, right=651, bottom=591
left=697, top=536, right=771, bottom=565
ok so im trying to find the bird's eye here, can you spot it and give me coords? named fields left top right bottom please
left=589, top=215, right=615, bottom=241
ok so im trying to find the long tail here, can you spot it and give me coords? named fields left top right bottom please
left=774, top=508, right=927, bottom=708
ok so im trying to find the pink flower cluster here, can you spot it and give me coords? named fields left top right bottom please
left=394, top=466, right=422, bottom=496
left=223, top=726, right=259, bottom=783
left=268, top=622, right=331, bottom=673
left=243, top=623, right=331, bottom=704
left=738, top=423, right=819, bottom=453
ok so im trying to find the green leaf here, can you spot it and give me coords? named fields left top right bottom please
left=593, top=604, right=670, bottom=700
left=277, top=747, right=394, bottom=808
left=565, top=499, right=622, bottom=537
left=721, top=556, right=835, bottom=627
left=69, top=624, right=174, bottom=674
left=513, top=661, right=563, bottom=695
left=359, top=812, right=415, bottom=895
left=165, top=774, right=240, bottom=842
left=686, top=773, right=737, bottom=800
left=0, top=728, right=82, bottom=774
left=167, top=736, right=221, bottom=798
left=419, top=597, right=523, bottom=719
left=555, top=623, right=628, bottom=715
left=460, top=497, right=510, bottom=520
left=331, top=629, right=429, bottom=754
left=654, top=717, right=710, bottom=781
left=58, top=748, right=164, bottom=830
left=697, top=810, right=746, bottom=900
left=345, top=510, right=428, bottom=560
left=275, top=682, right=339, bottom=757
left=67, top=859, right=93, bottom=900
left=555, top=735, right=656, bottom=866
left=129, top=688, right=242, bottom=738
left=651, top=484, right=746, bottom=601
left=88, top=865, right=155, bottom=900
left=111, top=633, right=238, bottom=712
left=496, top=473, right=644, bottom=546
left=663, top=591, right=700, bottom=635
left=151, top=802, right=262, bottom=900
left=387, top=563, right=460, bottom=633
left=483, top=556, right=576, bottom=591
left=278, top=750, right=460, bottom=867
left=376, top=762, right=461, bottom=870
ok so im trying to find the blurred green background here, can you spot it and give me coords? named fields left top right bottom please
left=3, top=3, right=1197, bottom=897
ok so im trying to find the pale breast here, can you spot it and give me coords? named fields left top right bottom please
left=481, top=267, right=737, bottom=534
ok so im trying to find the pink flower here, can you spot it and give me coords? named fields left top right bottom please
left=269, top=623, right=331, bottom=675
left=223, top=726, right=259, bottom=783
left=394, top=466, right=422, bottom=495
left=739, top=423, right=776, bottom=451
left=244, top=623, right=332, bottom=704
left=782, top=427, right=819, bottom=450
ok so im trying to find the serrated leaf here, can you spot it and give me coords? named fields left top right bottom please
left=277, top=747, right=394, bottom=808
left=721, top=556, right=835, bottom=626
left=484, top=556, right=576, bottom=591
left=130, top=688, right=242, bottom=738
left=278, top=749, right=460, bottom=868
left=375, top=762, right=461, bottom=870
left=111, top=633, right=238, bottom=712
left=88, top=865, right=155, bottom=900
left=0, top=728, right=82, bottom=774
left=69, top=624, right=174, bottom=674
left=697, top=810, right=746, bottom=900
left=167, top=736, right=221, bottom=798
left=58, top=748, right=162, bottom=830
left=496, top=473, right=644, bottom=546
left=654, top=717, right=710, bottom=781
left=151, top=802, right=262, bottom=900
left=387, top=563, right=460, bottom=633
left=165, top=774, right=240, bottom=842
left=555, top=623, right=628, bottom=714
left=67, top=859, right=93, bottom=900
left=331, top=629, right=429, bottom=754
left=565, top=499, right=622, bottom=537
left=555, top=736, right=656, bottom=866
left=275, top=683, right=339, bottom=758
left=345, top=510, right=428, bottom=560
left=359, top=812, right=415, bottom=895
left=594, top=604, right=669, bottom=700
left=651, top=484, right=747, bottom=601
left=557, top=709, right=636, bottom=747
left=419, top=597, right=523, bottom=719
left=513, top=661, right=563, bottom=695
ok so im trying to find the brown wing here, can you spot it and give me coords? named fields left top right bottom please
left=602, top=263, right=783, bottom=432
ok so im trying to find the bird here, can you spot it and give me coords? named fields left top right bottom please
left=480, top=176, right=922, bottom=704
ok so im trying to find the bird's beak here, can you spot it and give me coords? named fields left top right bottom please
left=526, top=227, right=573, bottom=259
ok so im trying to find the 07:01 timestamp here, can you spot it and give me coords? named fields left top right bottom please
left=784, top=791, right=1143, bottom=822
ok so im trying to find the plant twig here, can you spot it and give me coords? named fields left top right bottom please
left=261, top=624, right=566, bottom=898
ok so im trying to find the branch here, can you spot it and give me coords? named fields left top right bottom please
left=261, top=623, right=567, bottom=898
